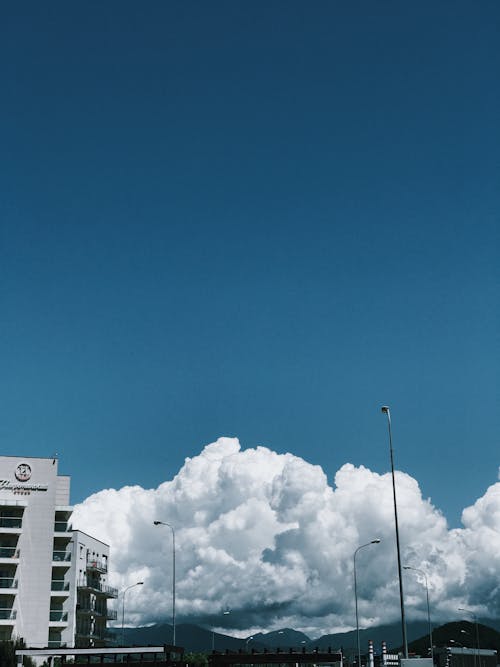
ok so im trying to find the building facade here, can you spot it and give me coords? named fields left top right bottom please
left=72, top=530, right=117, bottom=647
left=0, top=455, right=117, bottom=648
left=434, top=648, right=498, bottom=667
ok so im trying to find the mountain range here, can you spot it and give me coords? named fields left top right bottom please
left=116, top=619, right=500, bottom=655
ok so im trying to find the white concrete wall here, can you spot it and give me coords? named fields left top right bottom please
left=69, top=530, right=111, bottom=646
left=0, top=456, right=71, bottom=648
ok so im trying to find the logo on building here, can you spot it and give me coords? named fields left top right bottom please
left=15, top=463, right=32, bottom=482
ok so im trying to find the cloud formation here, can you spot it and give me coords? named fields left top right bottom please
left=72, top=438, right=500, bottom=637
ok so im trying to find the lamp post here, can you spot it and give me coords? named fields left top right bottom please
left=381, top=406, right=408, bottom=658
left=458, top=609, right=480, bottom=667
left=121, top=581, right=144, bottom=646
left=354, top=539, right=381, bottom=667
left=403, top=566, right=433, bottom=659
left=450, top=640, right=466, bottom=667
left=212, top=608, right=231, bottom=650
left=154, top=520, right=176, bottom=646
left=450, top=640, right=464, bottom=648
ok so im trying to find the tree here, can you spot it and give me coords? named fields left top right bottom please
left=185, top=651, right=209, bottom=667
left=0, top=637, right=37, bottom=667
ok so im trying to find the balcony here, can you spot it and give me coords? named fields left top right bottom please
left=0, top=609, right=16, bottom=622
left=0, top=578, right=18, bottom=590
left=77, top=579, right=118, bottom=598
left=75, top=629, right=108, bottom=643
left=0, top=517, right=22, bottom=531
left=77, top=605, right=118, bottom=620
left=0, top=547, right=19, bottom=562
left=52, top=550, right=72, bottom=564
left=86, top=557, right=107, bottom=574
left=49, top=610, right=68, bottom=624
left=53, top=521, right=72, bottom=534
left=51, top=580, right=70, bottom=596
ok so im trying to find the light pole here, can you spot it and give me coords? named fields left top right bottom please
left=354, top=539, right=381, bottom=667
left=381, top=406, right=408, bottom=658
left=121, top=581, right=143, bottom=646
left=450, top=640, right=464, bottom=647
left=450, top=640, right=466, bottom=667
left=212, top=608, right=231, bottom=650
left=458, top=609, right=480, bottom=667
left=154, top=520, right=176, bottom=646
left=403, top=566, right=433, bottom=659
left=460, top=630, right=471, bottom=643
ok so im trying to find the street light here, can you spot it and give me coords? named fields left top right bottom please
left=450, top=638, right=468, bottom=667
left=403, top=566, right=433, bottom=659
left=458, top=609, right=480, bottom=667
left=381, top=406, right=408, bottom=658
left=121, top=581, right=144, bottom=646
left=212, top=608, right=231, bottom=651
left=154, top=520, right=176, bottom=646
left=354, top=539, right=381, bottom=667
left=460, top=629, right=472, bottom=648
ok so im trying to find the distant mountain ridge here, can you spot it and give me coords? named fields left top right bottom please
left=408, top=622, right=500, bottom=656
left=117, top=619, right=500, bottom=654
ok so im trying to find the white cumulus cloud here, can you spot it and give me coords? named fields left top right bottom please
left=71, top=437, right=500, bottom=636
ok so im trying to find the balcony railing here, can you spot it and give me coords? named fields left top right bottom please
left=0, top=578, right=18, bottom=589
left=86, top=557, right=108, bottom=573
left=76, top=629, right=107, bottom=641
left=51, top=580, right=70, bottom=592
left=0, top=547, right=19, bottom=559
left=52, top=550, right=72, bottom=562
left=0, top=518, right=22, bottom=529
left=77, top=579, right=118, bottom=597
left=76, top=604, right=115, bottom=618
left=54, top=522, right=72, bottom=532
left=0, top=609, right=16, bottom=620
left=49, top=610, right=68, bottom=622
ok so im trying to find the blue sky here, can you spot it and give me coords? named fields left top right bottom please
left=1, top=2, right=498, bottom=528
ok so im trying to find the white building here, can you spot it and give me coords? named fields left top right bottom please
left=0, top=455, right=117, bottom=648
left=71, top=530, right=118, bottom=647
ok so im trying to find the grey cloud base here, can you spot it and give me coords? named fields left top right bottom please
left=72, top=438, right=500, bottom=636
